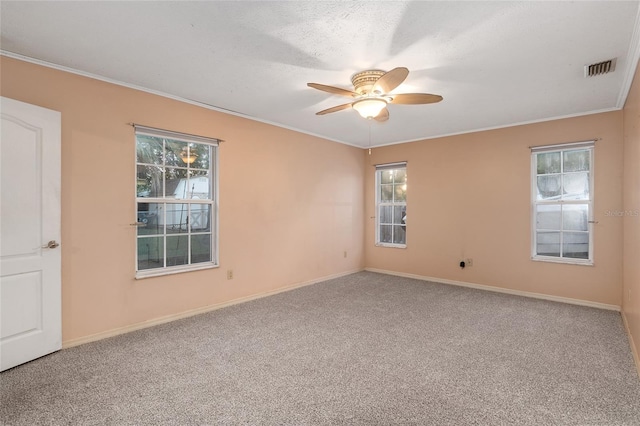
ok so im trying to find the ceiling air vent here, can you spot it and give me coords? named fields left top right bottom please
left=584, top=59, right=616, bottom=77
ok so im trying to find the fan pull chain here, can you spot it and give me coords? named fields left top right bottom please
left=368, top=121, right=372, bottom=155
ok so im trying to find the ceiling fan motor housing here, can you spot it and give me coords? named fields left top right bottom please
left=351, top=70, right=385, bottom=95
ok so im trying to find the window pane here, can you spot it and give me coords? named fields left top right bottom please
left=563, top=149, right=589, bottom=172
left=191, top=144, right=211, bottom=170
left=536, top=232, right=560, bottom=257
left=191, top=234, right=212, bottom=264
left=137, top=165, right=163, bottom=198
left=563, top=172, right=589, bottom=200
left=537, top=175, right=561, bottom=200
left=393, top=225, right=406, bottom=245
left=563, top=204, right=588, bottom=231
left=380, top=184, right=393, bottom=202
left=138, top=237, right=163, bottom=270
left=166, top=235, right=189, bottom=266
left=394, top=184, right=407, bottom=202
left=379, top=206, right=393, bottom=224
left=380, top=170, right=394, bottom=184
left=379, top=225, right=392, bottom=243
left=165, top=204, right=189, bottom=234
left=136, top=135, right=163, bottom=165
left=137, top=203, right=162, bottom=235
left=563, top=232, right=589, bottom=259
left=187, top=171, right=211, bottom=200
left=393, top=206, right=405, bottom=225
left=537, top=152, right=561, bottom=174
left=165, top=140, right=188, bottom=167
left=536, top=204, right=561, bottom=230
left=394, top=169, right=407, bottom=184
left=191, top=204, right=211, bottom=232
left=165, top=167, right=189, bottom=199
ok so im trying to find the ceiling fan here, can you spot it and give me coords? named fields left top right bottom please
left=307, top=67, right=443, bottom=122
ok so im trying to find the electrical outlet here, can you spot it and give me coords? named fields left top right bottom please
left=466, top=258, right=473, bottom=267
left=227, top=269, right=233, bottom=280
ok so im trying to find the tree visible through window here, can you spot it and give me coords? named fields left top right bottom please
left=376, top=162, right=407, bottom=247
left=135, top=125, right=219, bottom=276
left=532, top=143, right=594, bottom=264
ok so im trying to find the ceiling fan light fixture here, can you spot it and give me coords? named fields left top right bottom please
left=352, top=98, right=387, bottom=119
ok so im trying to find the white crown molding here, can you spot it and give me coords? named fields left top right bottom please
left=0, top=50, right=361, bottom=148
left=1, top=48, right=632, bottom=151
left=617, top=2, right=640, bottom=108
left=371, top=108, right=622, bottom=149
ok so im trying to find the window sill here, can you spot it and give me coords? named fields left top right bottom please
left=375, top=243, right=407, bottom=249
left=136, top=263, right=219, bottom=279
left=531, top=256, right=593, bottom=266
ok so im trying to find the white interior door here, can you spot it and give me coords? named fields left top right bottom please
left=1, top=96, right=61, bottom=371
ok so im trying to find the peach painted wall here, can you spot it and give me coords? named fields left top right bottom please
left=0, top=57, right=365, bottom=343
left=365, top=112, right=624, bottom=306
left=623, top=59, right=640, bottom=370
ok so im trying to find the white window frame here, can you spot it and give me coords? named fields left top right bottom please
left=134, top=125, right=219, bottom=278
left=375, top=162, right=407, bottom=248
left=531, top=141, right=594, bottom=265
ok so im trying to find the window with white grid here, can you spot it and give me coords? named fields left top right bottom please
left=135, top=125, right=219, bottom=277
left=375, top=162, right=407, bottom=247
left=532, top=142, right=594, bottom=265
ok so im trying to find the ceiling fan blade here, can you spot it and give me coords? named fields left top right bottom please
left=374, top=107, right=389, bottom=122
left=390, top=93, right=443, bottom=105
left=316, top=102, right=353, bottom=115
left=374, top=67, right=409, bottom=93
left=307, top=83, right=357, bottom=97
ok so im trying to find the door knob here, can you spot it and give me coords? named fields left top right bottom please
left=42, top=240, right=59, bottom=249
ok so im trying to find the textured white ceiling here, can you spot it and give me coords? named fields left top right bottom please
left=2, top=1, right=639, bottom=147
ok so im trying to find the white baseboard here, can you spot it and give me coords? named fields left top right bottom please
left=64, top=267, right=622, bottom=349
left=622, top=312, right=640, bottom=379
left=63, top=268, right=363, bottom=349
left=364, top=268, right=621, bottom=311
